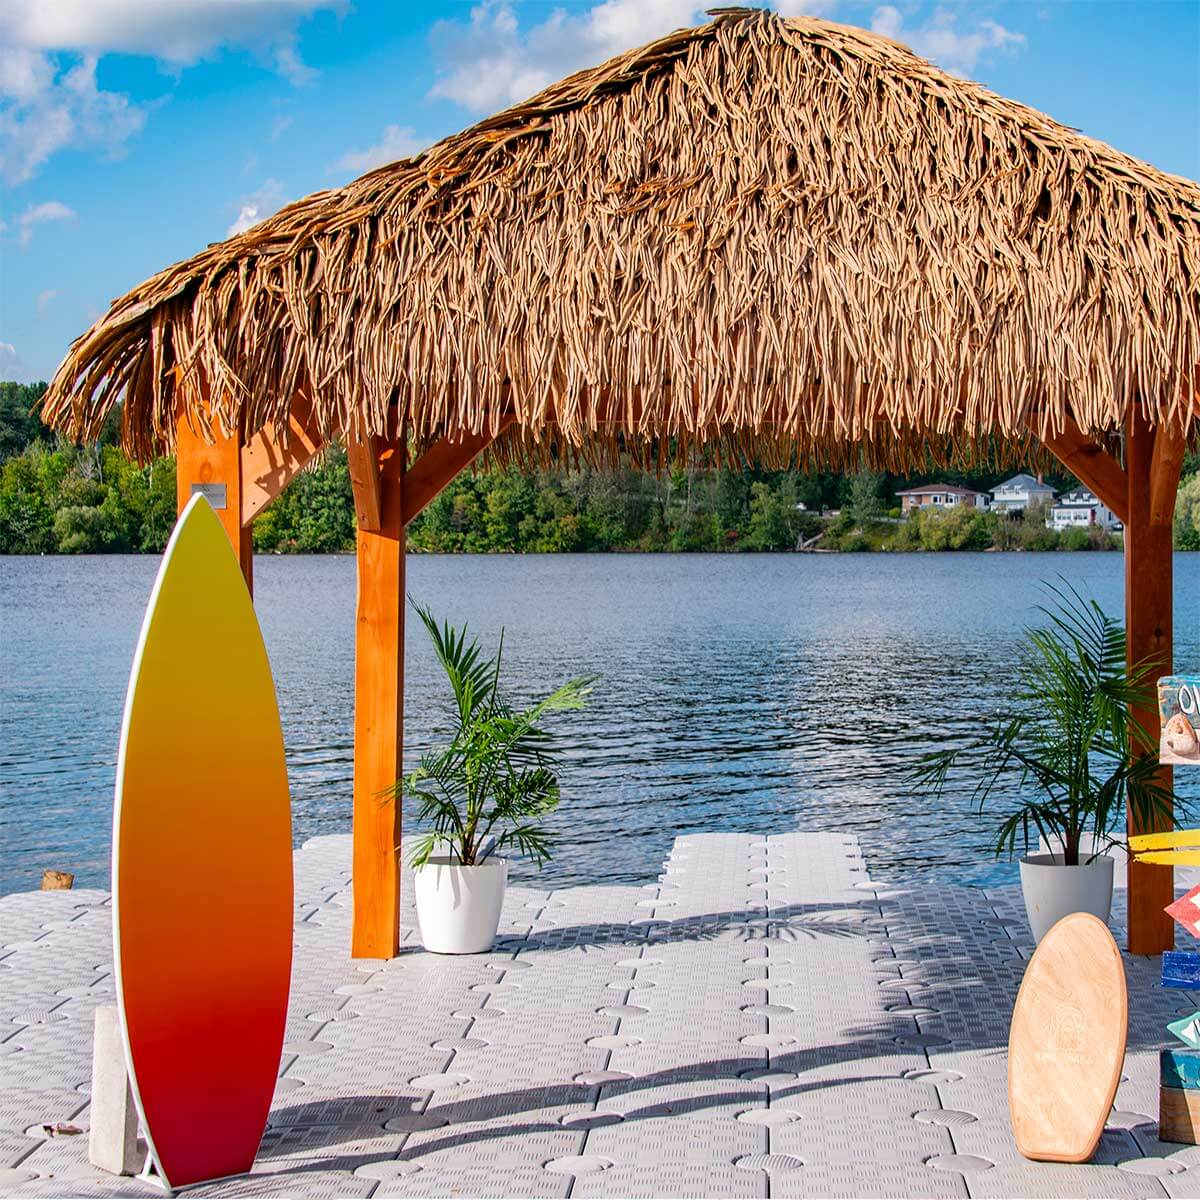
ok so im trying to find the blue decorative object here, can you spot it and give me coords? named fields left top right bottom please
left=1162, top=1048, right=1200, bottom=1090
left=1169, top=1013, right=1200, bottom=1049
left=1161, top=951, right=1200, bottom=990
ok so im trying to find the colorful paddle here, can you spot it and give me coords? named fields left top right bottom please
left=1130, top=830, right=1200, bottom=868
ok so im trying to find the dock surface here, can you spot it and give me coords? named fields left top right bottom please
left=1, top=832, right=1196, bottom=1198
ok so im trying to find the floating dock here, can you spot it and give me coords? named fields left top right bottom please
left=0, top=832, right=1196, bottom=1197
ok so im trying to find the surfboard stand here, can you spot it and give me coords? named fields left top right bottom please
left=88, top=1006, right=140, bottom=1177
left=137, top=1157, right=172, bottom=1196
left=138, top=1159, right=262, bottom=1197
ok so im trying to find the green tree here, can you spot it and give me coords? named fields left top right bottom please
left=1174, top=471, right=1200, bottom=551
left=715, top=468, right=753, bottom=532
left=670, top=508, right=721, bottom=551
left=0, top=382, right=50, bottom=459
left=746, top=481, right=794, bottom=550
left=53, top=504, right=123, bottom=553
left=847, top=470, right=885, bottom=523
left=909, top=505, right=994, bottom=550
left=0, top=452, right=55, bottom=552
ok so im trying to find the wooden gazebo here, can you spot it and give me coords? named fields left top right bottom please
left=43, top=10, right=1198, bottom=958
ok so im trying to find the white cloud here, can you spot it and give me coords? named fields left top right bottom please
left=228, top=178, right=285, bottom=236
left=0, top=52, right=144, bottom=185
left=871, top=5, right=1025, bottom=74
left=0, top=342, right=38, bottom=383
left=36, top=288, right=59, bottom=315
left=428, top=0, right=706, bottom=113
left=1, top=1, right=343, bottom=68
left=0, top=44, right=55, bottom=103
left=0, top=1, right=341, bottom=183
left=15, top=199, right=77, bottom=246
left=274, top=43, right=317, bottom=86
left=337, top=125, right=427, bottom=175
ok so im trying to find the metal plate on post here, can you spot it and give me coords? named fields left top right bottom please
left=190, top=482, right=227, bottom=510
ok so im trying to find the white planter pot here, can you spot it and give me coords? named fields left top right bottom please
left=1019, top=853, right=1114, bottom=944
left=414, top=857, right=508, bottom=954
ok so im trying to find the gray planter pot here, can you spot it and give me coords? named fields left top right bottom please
left=1019, top=853, right=1115, bottom=944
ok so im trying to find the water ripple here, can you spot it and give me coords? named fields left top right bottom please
left=1, top=551, right=1196, bottom=895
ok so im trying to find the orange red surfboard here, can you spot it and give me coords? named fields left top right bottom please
left=114, top=494, right=292, bottom=1189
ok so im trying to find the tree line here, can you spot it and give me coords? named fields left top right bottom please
left=3, top=381, right=1198, bottom=555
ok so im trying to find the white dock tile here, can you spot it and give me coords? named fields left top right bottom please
left=0, top=830, right=1193, bottom=1196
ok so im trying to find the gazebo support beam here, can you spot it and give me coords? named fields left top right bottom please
left=1150, top=424, right=1187, bottom=527
left=403, top=415, right=517, bottom=525
left=351, top=416, right=406, bottom=958
left=343, top=415, right=515, bottom=958
left=240, top=392, right=325, bottom=526
left=1124, top=410, right=1180, bottom=956
left=1039, top=416, right=1129, bottom=524
left=346, top=435, right=383, bottom=532
left=176, top=400, right=254, bottom=592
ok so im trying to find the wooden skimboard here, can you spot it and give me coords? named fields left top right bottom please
left=1008, top=912, right=1127, bottom=1163
left=114, top=494, right=292, bottom=1190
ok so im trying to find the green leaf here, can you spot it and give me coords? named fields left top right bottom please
left=905, top=578, right=1179, bottom=861
left=395, top=602, right=597, bottom=867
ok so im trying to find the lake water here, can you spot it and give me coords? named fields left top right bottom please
left=2, top=552, right=1197, bottom=896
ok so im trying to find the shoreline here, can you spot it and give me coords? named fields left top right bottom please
left=0, top=544, right=1159, bottom=558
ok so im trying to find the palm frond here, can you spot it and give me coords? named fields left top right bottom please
left=410, top=599, right=496, bottom=724
left=908, top=580, right=1177, bottom=866
left=399, top=604, right=597, bottom=866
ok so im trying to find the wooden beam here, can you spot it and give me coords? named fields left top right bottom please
left=1038, top=416, right=1129, bottom=526
left=176, top=398, right=253, bottom=592
left=1125, top=410, right=1175, bottom=956
left=240, top=392, right=324, bottom=526
left=1149, top=422, right=1187, bottom=527
left=345, top=435, right=382, bottom=532
left=403, top=415, right=516, bottom=525
left=351, top=415, right=405, bottom=959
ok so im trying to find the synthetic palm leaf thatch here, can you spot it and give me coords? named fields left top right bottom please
left=41, top=8, right=1200, bottom=468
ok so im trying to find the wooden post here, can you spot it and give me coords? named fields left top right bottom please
left=176, top=404, right=253, bottom=592
left=1125, top=410, right=1177, bottom=955
left=351, top=415, right=405, bottom=958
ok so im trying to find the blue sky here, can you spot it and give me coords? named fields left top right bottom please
left=2, top=0, right=1197, bottom=384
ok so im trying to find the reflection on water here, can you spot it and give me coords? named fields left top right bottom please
left=2, top=552, right=1196, bottom=895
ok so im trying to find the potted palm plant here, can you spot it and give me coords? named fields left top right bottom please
left=914, top=582, right=1173, bottom=943
left=394, top=603, right=595, bottom=954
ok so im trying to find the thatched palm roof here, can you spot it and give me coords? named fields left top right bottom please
left=42, top=7, right=1200, bottom=468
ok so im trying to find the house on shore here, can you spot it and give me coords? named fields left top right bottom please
left=1047, top=489, right=1124, bottom=532
left=896, top=484, right=991, bottom=514
left=990, top=473, right=1057, bottom=513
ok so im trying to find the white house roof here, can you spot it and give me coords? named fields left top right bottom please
left=992, top=473, right=1056, bottom=495
left=1054, top=489, right=1100, bottom=507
